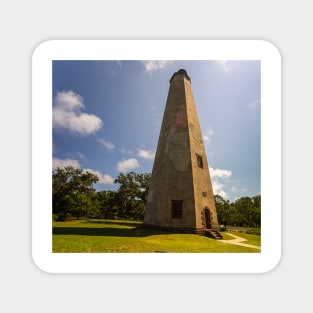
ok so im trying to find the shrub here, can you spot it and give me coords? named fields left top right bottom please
left=56, top=212, right=68, bottom=221
left=246, top=228, right=261, bottom=235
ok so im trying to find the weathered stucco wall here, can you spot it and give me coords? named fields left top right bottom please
left=143, top=70, right=220, bottom=231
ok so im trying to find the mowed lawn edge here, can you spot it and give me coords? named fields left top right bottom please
left=52, top=219, right=261, bottom=253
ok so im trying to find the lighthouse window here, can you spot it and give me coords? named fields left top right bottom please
left=171, top=200, right=183, bottom=218
left=196, top=154, right=203, bottom=169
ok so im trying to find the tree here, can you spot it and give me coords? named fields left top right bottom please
left=251, top=195, right=261, bottom=227
left=135, top=172, right=151, bottom=203
left=215, top=194, right=261, bottom=228
left=214, top=194, right=230, bottom=226
left=233, top=197, right=251, bottom=226
left=114, top=172, right=151, bottom=220
left=97, top=190, right=118, bottom=219
left=52, top=166, right=99, bottom=220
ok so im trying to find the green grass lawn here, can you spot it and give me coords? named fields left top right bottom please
left=52, top=219, right=261, bottom=253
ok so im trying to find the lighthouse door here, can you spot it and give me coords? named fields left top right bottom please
left=204, top=209, right=211, bottom=229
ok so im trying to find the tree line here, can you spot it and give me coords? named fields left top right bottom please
left=52, top=166, right=260, bottom=227
left=215, top=194, right=261, bottom=228
left=53, top=166, right=150, bottom=221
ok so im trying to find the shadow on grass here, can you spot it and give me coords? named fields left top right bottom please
left=83, top=220, right=142, bottom=228
left=53, top=224, right=170, bottom=238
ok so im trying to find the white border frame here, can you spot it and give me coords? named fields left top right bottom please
left=32, top=40, right=281, bottom=273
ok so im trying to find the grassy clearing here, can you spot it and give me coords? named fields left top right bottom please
left=53, top=219, right=261, bottom=253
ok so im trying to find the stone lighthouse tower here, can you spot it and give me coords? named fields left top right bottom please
left=143, top=69, right=221, bottom=238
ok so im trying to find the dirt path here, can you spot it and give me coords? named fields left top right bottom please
left=218, top=233, right=261, bottom=250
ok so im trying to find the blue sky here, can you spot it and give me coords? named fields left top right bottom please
left=52, top=60, right=260, bottom=202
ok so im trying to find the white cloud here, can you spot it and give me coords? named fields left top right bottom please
left=203, top=128, right=214, bottom=143
left=246, top=98, right=260, bottom=111
left=120, top=148, right=134, bottom=155
left=212, top=180, right=228, bottom=199
left=75, top=152, right=87, bottom=160
left=210, top=167, right=232, bottom=199
left=52, top=157, right=114, bottom=184
left=217, top=190, right=228, bottom=199
left=116, top=158, right=139, bottom=172
left=216, top=60, right=232, bottom=72
left=53, top=90, right=103, bottom=136
left=209, top=167, right=232, bottom=179
left=138, top=149, right=155, bottom=160
left=212, top=180, right=223, bottom=193
left=230, top=186, right=250, bottom=202
left=97, top=138, right=115, bottom=150
left=52, top=157, right=80, bottom=169
left=231, top=186, right=238, bottom=193
left=84, top=168, right=114, bottom=185
left=141, top=61, right=173, bottom=73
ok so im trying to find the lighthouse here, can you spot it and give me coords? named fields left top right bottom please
left=143, top=69, right=221, bottom=239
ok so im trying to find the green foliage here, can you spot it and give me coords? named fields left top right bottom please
left=215, top=194, right=261, bottom=228
left=215, top=194, right=230, bottom=225
left=52, top=168, right=151, bottom=221
left=52, top=166, right=260, bottom=227
left=245, top=228, right=261, bottom=235
left=97, top=190, right=118, bottom=219
left=114, top=172, right=151, bottom=220
left=53, top=166, right=99, bottom=220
